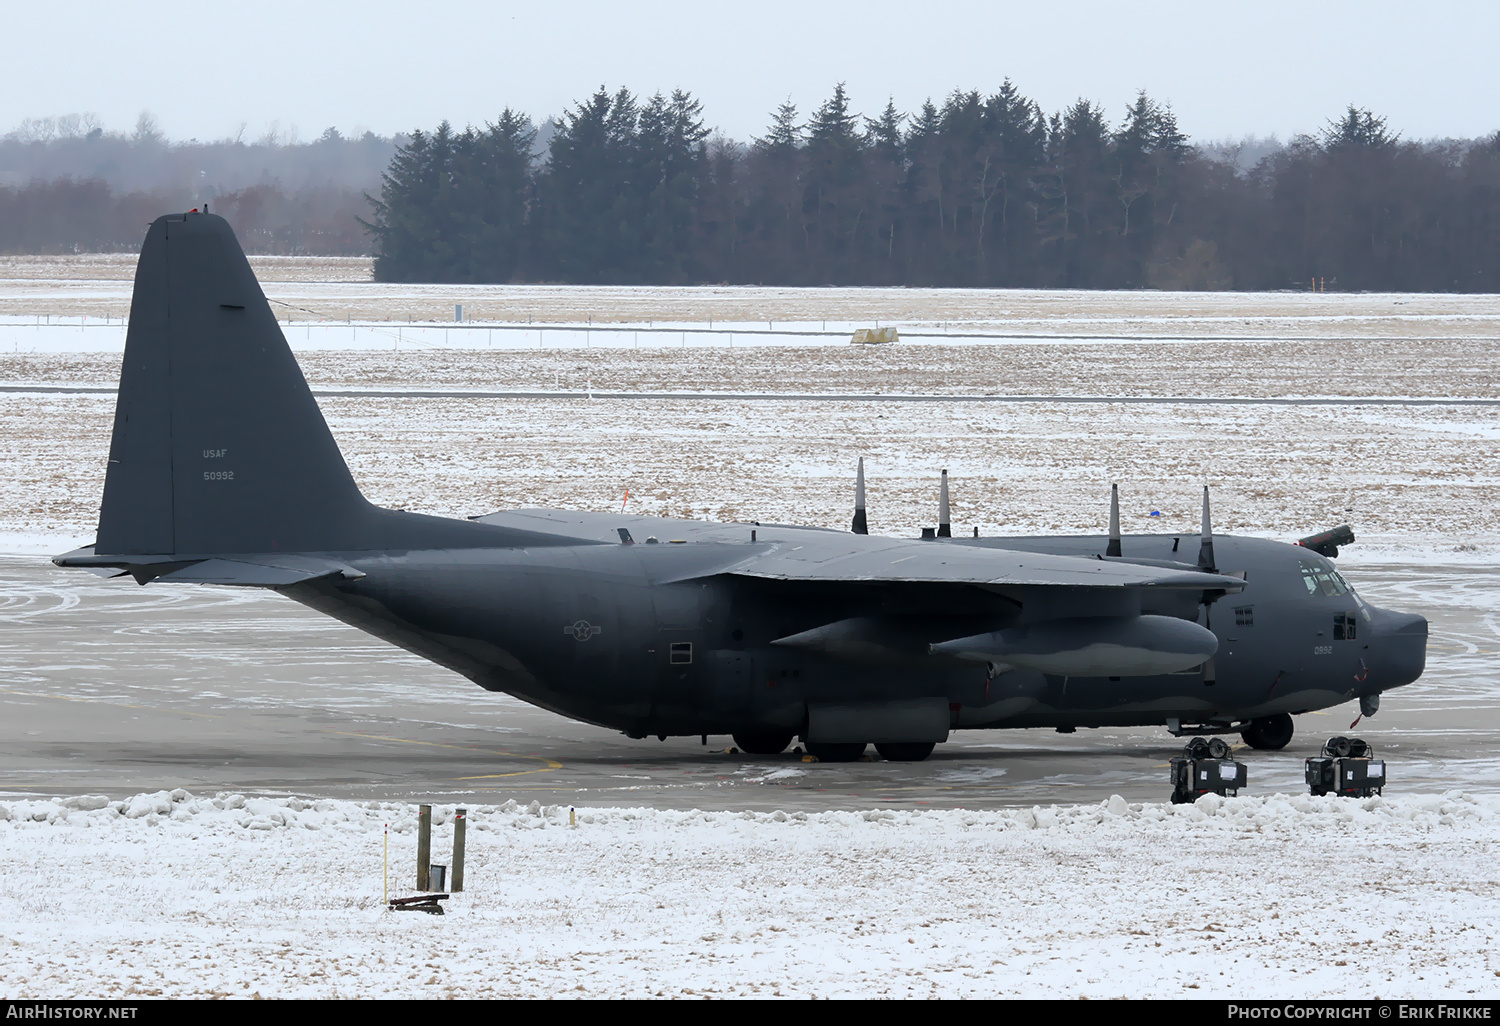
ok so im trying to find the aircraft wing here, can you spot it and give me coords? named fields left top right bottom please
left=704, top=537, right=1241, bottom=591
left=476, top=510, right=1241, bottom=591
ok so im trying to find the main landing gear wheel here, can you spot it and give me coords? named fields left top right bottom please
left=804, top=742, right=867, bottom=762
left=1241, top=713, right=1294, bottom=751
left=875, top=742, right=936, bottom=762
left=732, top=730, right=796, bottom=755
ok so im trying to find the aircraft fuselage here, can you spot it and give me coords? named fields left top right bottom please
left=281, top=522, right=1427, bottom=742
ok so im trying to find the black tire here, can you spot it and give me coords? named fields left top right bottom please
left=1241, top=713, right=1294, bottom=751
left=875, top=742, right=936, bottom=762
left=732, top=730, right=795, bottom=756
left=805, top=742, right=867, bottom=763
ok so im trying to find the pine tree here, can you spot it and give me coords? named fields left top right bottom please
left=803, top=84, right=868, bottom=278
left=365, top=126, right=452, bottom=281
left=539, top=87, right=642, bottom=282
left=1322, top=106, right=1397, bottom=152
left=744, top=99, right=806, bottom=281
left=864, top=99, right=906, bottom=275
left=904, top=98, right=946, bottom=280
left=461, top=109, right=535, bottom=282
left=981, top=80, right=1046, bottom=284
left=758, top=98, right=802, bottom=154
left=635, top=90, right=709, bottom=281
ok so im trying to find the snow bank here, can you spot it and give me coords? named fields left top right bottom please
left=1, top=788, right=1491, bottom=836
left=2, top=791, right=1497, bottom=998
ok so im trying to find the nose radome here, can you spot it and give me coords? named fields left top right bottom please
left=1384, top=612, right=1428, bottom=638
left=1369, top=609, right=1428, bottom=689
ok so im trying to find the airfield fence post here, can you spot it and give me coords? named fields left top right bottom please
left=452, top=808, right=466, bottom=892
left=417, top=804, right=432, bottom=891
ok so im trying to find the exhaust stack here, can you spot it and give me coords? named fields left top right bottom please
left=1198, top=486, right=1216, bottom=573
left=937, top=469, right=951, bottom=538
left=851, top=457, right=868, bottom=535
left=1106, top=483, right=1122, bottom=557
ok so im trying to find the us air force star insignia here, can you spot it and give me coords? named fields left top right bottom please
left=564, top=620, right=602, bottom=641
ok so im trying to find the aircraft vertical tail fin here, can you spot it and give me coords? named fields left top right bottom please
left=94, top=211, right=373, bottom=556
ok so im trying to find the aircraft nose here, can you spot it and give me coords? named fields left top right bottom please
left=1384, top=611, right=1428, bottom=638
left=1370, top=609, right=1428, bottom=688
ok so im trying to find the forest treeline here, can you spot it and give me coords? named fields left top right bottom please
left=366, top=84, right=1500, bottom=292
left=6, top=85, right=1500, bottom=291
left=0, top=122, right=395, bottom=255
left=0, top=177, right=376, bottom=255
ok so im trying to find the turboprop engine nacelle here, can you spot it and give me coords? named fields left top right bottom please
left=929, top=615, right=1218, bottom=677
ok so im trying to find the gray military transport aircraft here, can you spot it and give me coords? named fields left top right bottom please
left=54, top=212, right=1429, bottom=762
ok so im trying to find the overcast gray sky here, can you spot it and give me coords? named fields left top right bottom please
left=6, top=0, right=1498, bottom=144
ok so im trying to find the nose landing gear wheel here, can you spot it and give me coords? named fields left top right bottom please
left=731, top=731, right=796, bottom=755
left=875, top=742, right=936, bottom=762
left=804, top=742, right=867, bottom=762
left=1241, top=712, right=1294, bottom=750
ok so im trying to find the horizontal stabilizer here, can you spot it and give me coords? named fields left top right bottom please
left=54, top=546, right=363, bottom=587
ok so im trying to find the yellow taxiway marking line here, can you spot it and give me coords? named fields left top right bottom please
left=455, top=769, right=564, bottom=780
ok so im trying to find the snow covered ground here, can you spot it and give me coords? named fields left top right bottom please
left=4, top=371, right=1499, bottom=561
left=1, top=790, right=1496, bottom=999
left=3, top=273, right=1499, bottom=998
left=4, top=252, right=1500, bottom=335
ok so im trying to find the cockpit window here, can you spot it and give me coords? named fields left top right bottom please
left=1299, top=559, right=1350, bottom=597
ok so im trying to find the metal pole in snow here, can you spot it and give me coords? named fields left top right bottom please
left=452, top=809, right=466, bottom=893
left=417, top=804, right=432, bottom=891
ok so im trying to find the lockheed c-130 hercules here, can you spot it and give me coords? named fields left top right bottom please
left=54, top=212, right=1429, bottom=762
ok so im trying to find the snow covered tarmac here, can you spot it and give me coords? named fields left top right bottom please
left=2, top=790, right=1496, bottom=999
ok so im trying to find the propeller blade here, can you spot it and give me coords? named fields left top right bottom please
left=937, top=469, right=951, bottom=538
left=851, top=457, right=868, bottom=535
left=1106, top=483, right=1122, bottom=557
